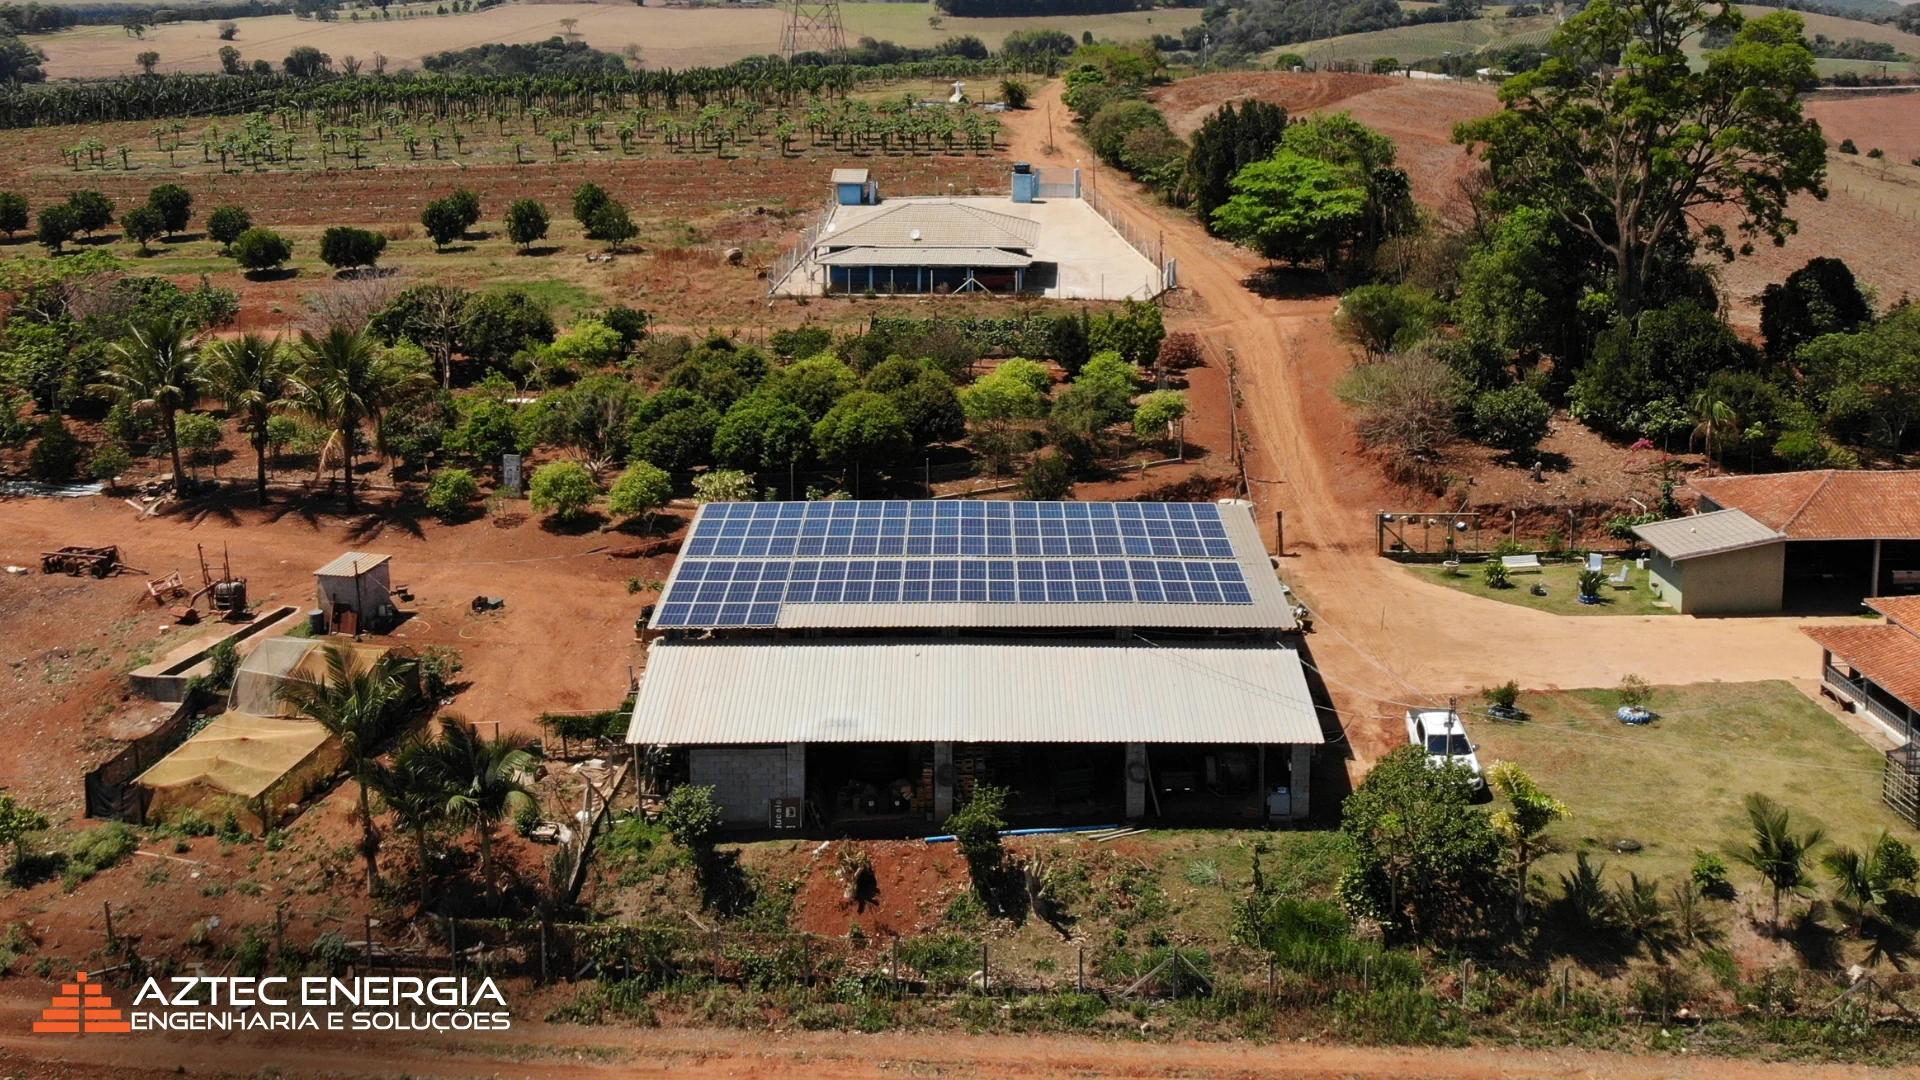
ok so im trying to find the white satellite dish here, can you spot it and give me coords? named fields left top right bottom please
left=910, top=229, right=922, bottom=241
left=825, top=222, right=837, bottom=233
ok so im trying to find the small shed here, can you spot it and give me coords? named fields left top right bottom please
left=1632, top=509, right=1785, bottom=615
left=832, top=168, right=878, bottom=206
left=315, top=551, right=392, bottom=635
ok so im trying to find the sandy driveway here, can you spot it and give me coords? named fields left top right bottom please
left=1001, top=82, right=1847, bottom=766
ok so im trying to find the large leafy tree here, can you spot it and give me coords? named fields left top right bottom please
left=289, top=327, right=432, bottom=507
left=1180, top=99, right=1291, bottom=229
left=95, top=315, right=202, bottom=490
left=1336, top=744, right=1503, bottom=943
left=275, top=644, right=414, bottom=894
left=1798, top=303, right=1920, bottom=454
left=1210, top=152, right=1369, bottom=270
left=203, top=332, right=290, bottom=504
left=1455, top=0, right=1827, bottom=321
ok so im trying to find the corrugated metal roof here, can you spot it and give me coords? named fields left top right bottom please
left=314, top=552, right=391, bottom=577
left=815, top=246, right=1033, bottom=268
left=1804, top=624, right=1920, bottom=709
left=830, top=168, right=870, bottom=184
left=626, top=641, right=1324, bottom=746
left=1632, top=509, right=1782, bottom=561
left=826, top=201, right=1039, bottom=250
left=1690, top=471, right=1920, bottom=540
left=649, top=500, right=1295, bottom=631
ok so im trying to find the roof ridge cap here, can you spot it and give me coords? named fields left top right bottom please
left=1781, top=469, right=1834, bottom=532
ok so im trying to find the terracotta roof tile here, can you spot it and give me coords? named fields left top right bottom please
left=1805, top=623, right=1920, bottom=708
left=1868, top=596, right=1920, bottom=634
left=1689, top=471, right=1920, bottom=540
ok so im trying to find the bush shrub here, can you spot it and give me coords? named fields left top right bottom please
left=607, top=461, right=672, bottom=518
left=423, top=467, right=481, bottom=518
left=527, top=460, right=597, bottom=520
left=230, top=228, right=292, bottom=272
left=27, top=414, right=81, bottom=482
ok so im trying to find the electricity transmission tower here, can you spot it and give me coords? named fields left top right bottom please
left=781, top=0, right=845, bottom=60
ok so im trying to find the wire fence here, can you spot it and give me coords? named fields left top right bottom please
left=1085, top=184, right=1171, bottom=282
left=766, top=199, right=835, bottom=296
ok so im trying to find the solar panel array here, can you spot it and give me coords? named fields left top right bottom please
left=655, top=501, right=1260, bottom=629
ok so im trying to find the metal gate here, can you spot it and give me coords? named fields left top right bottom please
left=1035, top=167, right=1080, bottom=199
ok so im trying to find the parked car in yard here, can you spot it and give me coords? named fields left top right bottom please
left=1406, top=707, right=1486, bottom=794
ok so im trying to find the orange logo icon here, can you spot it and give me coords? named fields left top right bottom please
left=34, top=971, right=128, bottom=1033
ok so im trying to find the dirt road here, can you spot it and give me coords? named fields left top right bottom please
left=1001, top=82, right=1847, bottom=765
left=0, top=996, right=1904, bottom=1080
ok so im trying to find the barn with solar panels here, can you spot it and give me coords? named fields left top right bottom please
left=627, top=499, right=1324, bottom=833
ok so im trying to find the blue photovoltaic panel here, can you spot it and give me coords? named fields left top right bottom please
left=654, top=501, right=1259, bottom=628
left=680, top=499, right=1234, bottom=560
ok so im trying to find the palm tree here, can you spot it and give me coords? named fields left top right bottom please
left=1689, top=390, right=1739, bottom=469
left=203, top=333, right=290, bottom=505
left=275, top=643, right=414, bottom=894
left=371, top=735, right=449, bottom=910
left=1734, top=793, right=1824, bottom=931
left=1487, top=761, right=1569, bottom=925
left=428, top=718, right=535, bottom=908
left=288, top=326, right=430, bottom=507
left=95, top=316, right=202, bottom=492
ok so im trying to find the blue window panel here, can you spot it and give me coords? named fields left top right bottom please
left=1123, top=537, right=1154, bottom=556
left=960, top=579, right=987, bottom=601
left=1015, top=537, right=1043, bottom=556
left=1206, top=539, right=1234, bottom=558
left=1104, top=580, right=1135, bottom=602
left=695, top=582, right=730, bottom=603
left=1177, top=538, right=1208, bottom=558
left=768, top=537, right=798, bottom=556
left=685, top=536, right=715, bottom=556
left=726, top=583, right=758, bottom=603
left=760, top=562, right=791, bottom=581
left=1151, top=537, right=1180, bottom=556
left=905, top=560, right=932, bottom=581
left=842, top=581, right=872, bottom=603
left=818, top=561, right=847, bottom=581
left=989, top=561, right=1016, bottom=580
left=903, top=580, right=931, bottom=602
left=874, top=537, right=903, bottom=555
left=1018, top=579, right=1046, bottom=602
left=822, top=537, right=851, bottom=556
left=850, top=537, right=878, bottom=555
left=872, top=579, right=901, bottom=602
left=1046, top=579, right=1076, bottom=602
left=1039, top=502, right=1065, bottom=519
left=813, top=582, right=844, bottom=603
left=1190, top=582, right=1223, bottom=603
left=689, top=603, right=721, bottom=624
left=1040, top=518, right=1066, bottom=537
left=989, top=580, right=1018, bottom=602
left=795, top=537, right=825, bottom=556
left=1042, top=537, right=1070, bottom=556
left=1076, top=579, right=1106, bottom=601
left=960, top=535, right=987, bottom=555
left=747, top=604, right=779, bottom=626
left=785, top=581, right=814, bottom=602
left=1157, top=561, right=1187, bottom=581
left=1017, top=560, right=1046, bottom=580
left=1045, top=562, right=1073, bottom=581
left=1133, top=579, right=1165, bottom=602
left=1072, top=560, right=1101, bottom=580
left=1100, top=560, right=1130, bottom=580
left=755, top=583, right=785, bottom=603
left=719, top=603, right=750, bottom=625
left=676, top=561, right=709, bottom=580
left=711, top=538, right=742, bottom=556
left=1184, top=563, right=1214, bottom=582
left=933, top=537, right=961, bottom=555
left=1221, top=582, right=1254, bottom=604
left=1068, top=536, right=1098, bottom=555
left=1162, top=579, right=1194, bottom=603
left=655, top=603, right=689, bottom=625
left=907, top=537, right=935, bottom=556
left=790, top=561, right=820, bottom=580
left=666, top=581, right=702, bottom=603
left=740, top=537, right=771, bottom=557
left=1213, top=562, right=1243, bottom=582
left=846, top=560, right=875, bottom=580
left=933, top=560, right=960, bottom=581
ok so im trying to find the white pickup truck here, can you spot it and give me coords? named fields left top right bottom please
left=1406, top=707, right=1486, bottom=794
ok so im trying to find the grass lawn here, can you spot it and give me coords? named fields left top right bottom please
left=1409, top=559, right=1675, bottom=616
left=1473, top=681, right=1916, bottom=887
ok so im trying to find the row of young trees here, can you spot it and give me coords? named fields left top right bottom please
left=0, top=57, right=1043, bottom=129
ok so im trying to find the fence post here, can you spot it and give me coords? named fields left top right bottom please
left=103, top=901, right=115, bottom=951
left=365, top=914, right=374, bottom=970
left=1077, top=944, right=1084, bottom=994
left=1267, top=956, right=1275, bottom=1002
left=274, top=903, right=286, bottom=964
left=712, top=931, right=721, bottom=982
left=447, top=916, right=457, bottom=973
left=805, top=934, right=814, bottom=1000
left=892, top=936, right=901, bottom=1000
left=539, top=922, right=548, bottom=986
left=980, top=941, right=988, bottom=996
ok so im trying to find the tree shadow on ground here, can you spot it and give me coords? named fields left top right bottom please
left=612, top=512, right=682, bottom=538
left=540, top=510, right=607, bottom=536
left=161, top=232, right=205, bottom=245
left=516, top=245, right=562, bottom=258
left=1783, top=902, right=1846, bottom=970
left=1243, top=265, right=1335, bottom=300
left=344, top=501, right=426, bottom=543
left=243, top=268, right=299, bottom=282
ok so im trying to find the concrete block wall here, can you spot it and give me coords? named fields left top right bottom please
left=689, top=745, right=802, bottom=826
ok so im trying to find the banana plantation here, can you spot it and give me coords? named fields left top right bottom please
left=0, top=57, right=1038, bottom=130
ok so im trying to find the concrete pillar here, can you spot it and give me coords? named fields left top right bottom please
left=1125, top=742, right=1148, bottom=821
left=933, top=741, right=955, bottom=821
left=1289, top=744, right=1313, bottom=822
left=785, top=742, right=806, bottom=802
left=1872, top=539, right=1883, bottom=598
